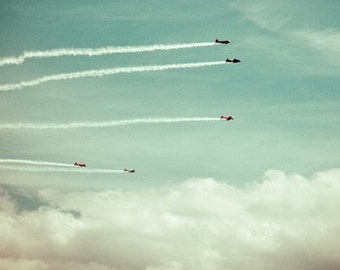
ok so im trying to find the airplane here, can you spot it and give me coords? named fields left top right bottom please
left=74, top=162, right=86, bottom=167
left=226, top=58, right=241, bottom=63
left=221, top=115, right=234, bottom=121
left=215, top=39, right=231, bottom=45
left=124, top=169, right=135, bottom=173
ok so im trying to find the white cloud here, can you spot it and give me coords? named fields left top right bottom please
left=231, top=1, right=340, bottom=74
left=230, top=1, right=290, bottom=32
left=0, top=258, right=47, bottom=270
left=292, top=28, right=340, bottom=64
left=1, top=169, right=340, bottom=269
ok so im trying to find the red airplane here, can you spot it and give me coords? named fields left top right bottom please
left=124, top=169, right=135, bottom=173
left=226, top=58, right=241, bottom=63
left=215, top=39, right=231, bottom=45
left=221, top=115, right=234, bottom=121
left=74, top=162, right=86, bottom=167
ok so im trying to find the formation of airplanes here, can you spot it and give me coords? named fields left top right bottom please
left=215, top=38, right=241, bottom=63
left=73, top=38, right=237, bottom=174
left=74, top=113, right=234, bottom=172
left=74, top=162, right=136, bottom=173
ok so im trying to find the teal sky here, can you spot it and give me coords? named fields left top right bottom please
left=1, top=0, right=339, bottom=189
left=1, top=1, right=340, bottom=269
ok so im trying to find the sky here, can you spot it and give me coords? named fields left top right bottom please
left=0, top=0, right=340, bottom=269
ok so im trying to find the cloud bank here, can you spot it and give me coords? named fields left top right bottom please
left=1, top=169, right=340, bottom=270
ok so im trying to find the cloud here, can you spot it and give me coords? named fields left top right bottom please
left=0, top=258, right=48, bottom=270
left=231, top=1, right=340, bottom=74
left=230, top=0, right=290, bottom=32
left=292, top=28, right=340, bottom=64
left=1, top=169, right=340, bottom=269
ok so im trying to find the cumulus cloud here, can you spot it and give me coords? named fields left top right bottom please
left=1, top=169, right=340, bottom=270
left=0, top=258, right=48, bottom=270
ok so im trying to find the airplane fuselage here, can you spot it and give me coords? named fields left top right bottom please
left=221, top=115, right=234, bottom=121
left=226, top=58, right=241, bottom=63
left=215, top=39, right=231, bottom=45
left=74, top=162, right=86, bottom=167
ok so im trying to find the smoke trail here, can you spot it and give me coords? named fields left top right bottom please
left=0, top=165, right=124, bottom=174
left=0, top=117, right=220, bottom=130
left=0, top=61, right=225, bottom=91
left=0, top=159, right=73, bottom=167
left=0, top=42, right=215, bottom=67
left=0, top=159, right=124, bottom=173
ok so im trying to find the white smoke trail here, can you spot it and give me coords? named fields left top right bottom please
left=0, top=159, right=73, bottom=167
left=0, top=159, right=124, bottom=173
left=0, top=117, right=220, bottom=130
left=0, top=165, right=124, bottom=174
left=0, top=61, right=225, bottom=91
left=0, top=42, right=215, bottom=67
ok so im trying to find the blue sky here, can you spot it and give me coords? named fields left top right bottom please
left=0, top=1, right=340, bottom=269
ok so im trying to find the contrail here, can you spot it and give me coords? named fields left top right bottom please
left=0, top=61, right=225, bottom=91
left=0, top=117, right=220, bottom=130
left=0, top=159, right=73, bottom=167
left=0, top=165, right=124, bottom=174
left=0, top=42, right=215, bottom=67
left=0, top=159, right=124, bottom=174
